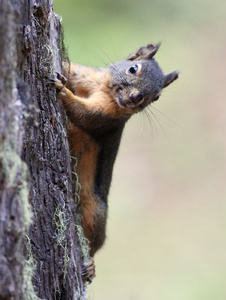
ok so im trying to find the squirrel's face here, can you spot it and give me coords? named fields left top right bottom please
left=109, top=43, right=179, bottom=114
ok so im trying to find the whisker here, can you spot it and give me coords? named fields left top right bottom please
left=109, top=64, right=130, bottom=93
left=142, top=108, right=157, bottom=139
left=97, top=47, right=116, bottom=66
left=96, top=55, right=109, bottom=67
left=146, top=106, right=169, bottom=140
left=95, top=48, right=131, bottom=94
left=151, top=104, right=184, bottom=130
left=138, top=110, right=147, bottom=135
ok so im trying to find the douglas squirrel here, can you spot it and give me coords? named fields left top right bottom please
left=54, top=43, right=179, bottom=283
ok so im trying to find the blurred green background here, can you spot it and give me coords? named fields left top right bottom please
left=54, top=1, right=226, bottom=299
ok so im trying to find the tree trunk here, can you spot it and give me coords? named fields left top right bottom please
left=0, top=1, right=86, bottom=299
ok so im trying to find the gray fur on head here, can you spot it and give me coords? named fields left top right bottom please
left=108, top=43, right=179, bottom=113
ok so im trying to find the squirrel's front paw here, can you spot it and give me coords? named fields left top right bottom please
left=54, top=72, right=67, bottom=91
left=82, top=257, right=96, bottom=284
left=56, top=72, right=67, bottom=86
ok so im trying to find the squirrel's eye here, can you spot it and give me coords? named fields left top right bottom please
left=126, top=64, right=142, bottom=76
left=128, top=65, right=138, bottom=74
left=153, top=96, right=159, bottom=102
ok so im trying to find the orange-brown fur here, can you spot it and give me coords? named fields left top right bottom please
left=68, top=124, right=99, bottom=249
left=63, top=63, right=134, bottom=117
left=54, top=43, right=179, bottom=282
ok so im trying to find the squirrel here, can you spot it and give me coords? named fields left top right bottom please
left=54, top=43, right=179, bottom=283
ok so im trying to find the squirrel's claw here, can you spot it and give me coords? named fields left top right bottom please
left=48, top=73, right=67, bottom=91
left=82, top=257, right=96, bottom=284
left=56, top=72, right=67, bottom=85
left=55, top=73, right=67, bottom=90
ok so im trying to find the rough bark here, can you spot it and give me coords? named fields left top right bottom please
left=0, top=0, right=86, bottom=299
left=0, top=1, right=32, bottom=298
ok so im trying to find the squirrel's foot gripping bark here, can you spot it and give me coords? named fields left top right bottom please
left=82, top=257, right=96, bottom=284
left=53, top=72, right=81, bottom=113
left=55, top=72, right=67, bottom=87
left=54, top=72, right=68, bottom=94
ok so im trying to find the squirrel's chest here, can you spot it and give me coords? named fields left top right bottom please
left=71, top=67, right=113, bottom=98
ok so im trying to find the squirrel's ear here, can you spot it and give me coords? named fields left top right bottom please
left=163, top=71, right=179, bottom=88
left=127, top=43, right=161, bottom=61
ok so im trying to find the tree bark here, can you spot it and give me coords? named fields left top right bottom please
left=0, top=1, right=86, bottom=299
left=0, top=1, right=32, bottom=298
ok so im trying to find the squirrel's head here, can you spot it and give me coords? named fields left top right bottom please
left=109, top=43, right=179, bottom=113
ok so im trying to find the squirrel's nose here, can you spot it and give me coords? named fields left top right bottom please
left=129, top=92, right=144, bottom=104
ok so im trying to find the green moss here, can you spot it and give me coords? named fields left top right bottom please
left=0, top=135, right=38, bottom=298
left=75, top=219, right=90, bottom=263
left=53, top=206, right=70, bottom=283
left=70, top=156, right=81, bottom=205
left=18, top=163, right=33, bottom=229
left=70, top=156, right=90, bottom=264
left=23, top=235, right=41, bottom=300
left=0, top=136, right=33, bottom=229
left=43, top=44, right=57, bottom=76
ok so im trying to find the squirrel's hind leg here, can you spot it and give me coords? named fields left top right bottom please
left=82, top=257, right=96, bottom=284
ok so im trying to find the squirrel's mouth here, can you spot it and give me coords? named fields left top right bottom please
left=116, top=94, right=144, bottom=110
left=116, top=95, right=128, bottom=108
